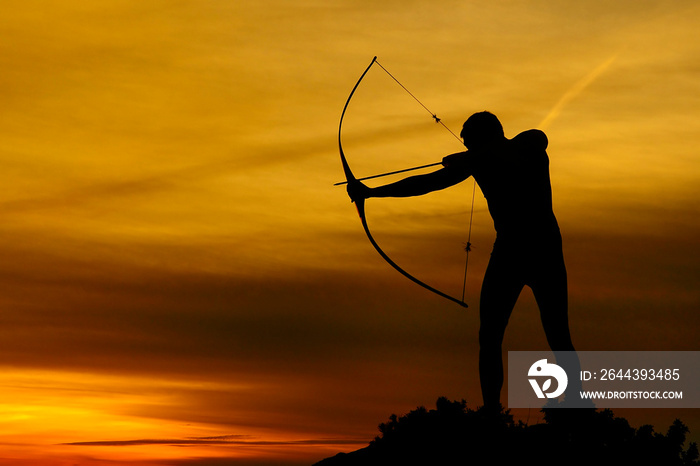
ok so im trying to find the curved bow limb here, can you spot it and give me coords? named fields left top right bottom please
left=338, top=56, right=468, bottom=309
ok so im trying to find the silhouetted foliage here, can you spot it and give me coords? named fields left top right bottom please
left=314, top=397, right=698, bottom=466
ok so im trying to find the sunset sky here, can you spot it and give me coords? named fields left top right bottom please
left=0, top=1, right=698, bottom=465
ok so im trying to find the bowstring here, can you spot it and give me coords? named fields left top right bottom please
left=462, top=180, right=476, bottom=302
left=373, top=58, right=476, bottom=304
left=374, top=59, right=463, bottom=144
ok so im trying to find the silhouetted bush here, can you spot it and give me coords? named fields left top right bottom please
left=314, top=397, right=698, bottom=466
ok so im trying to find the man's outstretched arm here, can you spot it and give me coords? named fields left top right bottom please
left=348, top=153, right=471, bottom=202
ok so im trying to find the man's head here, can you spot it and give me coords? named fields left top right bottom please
left=460, top=111, right=505, bottom=150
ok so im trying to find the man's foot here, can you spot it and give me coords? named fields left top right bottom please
left=559, top=396, right=596, bottom=409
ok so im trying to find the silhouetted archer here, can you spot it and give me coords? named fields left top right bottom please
left=347, top=111, right=582, bottom=410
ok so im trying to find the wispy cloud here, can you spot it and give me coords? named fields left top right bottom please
left=63, top=435, right=366, bottom=447
left=538, top=53, right=619, bottom=130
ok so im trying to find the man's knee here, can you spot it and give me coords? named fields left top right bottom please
left=479, top=324, right=506, bottom=350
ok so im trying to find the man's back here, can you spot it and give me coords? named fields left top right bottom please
left=469, top=129, right=559, bottom=243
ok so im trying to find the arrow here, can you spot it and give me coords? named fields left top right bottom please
left=333, top=161, right=443, bottom=186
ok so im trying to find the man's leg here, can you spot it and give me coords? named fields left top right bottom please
left=531, top=252, right=573, bottom=351
left=530, top=250, right=582, bottom=398
left=479, top=251, right=523, bottom=411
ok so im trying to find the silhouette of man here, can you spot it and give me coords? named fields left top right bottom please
left=347, top=111, right=580, bottom=411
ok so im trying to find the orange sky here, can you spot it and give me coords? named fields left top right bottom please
left=0, top=1, right=698, bottom=464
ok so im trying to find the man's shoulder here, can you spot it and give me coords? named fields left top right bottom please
left=512, top=129, right=548, bottom=151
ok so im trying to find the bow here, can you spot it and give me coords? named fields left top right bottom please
left=338, top=56, right=469, bottom=308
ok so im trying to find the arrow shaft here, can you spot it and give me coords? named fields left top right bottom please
left=334, top=161, right=442, bottom=186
